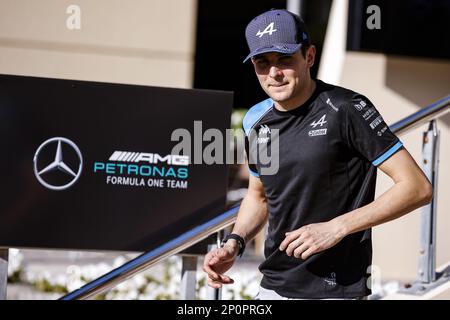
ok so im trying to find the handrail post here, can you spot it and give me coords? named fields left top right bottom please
left=0, top=249, right=8, bottom=300
left=418, top=120, right=440, bottom=283
left=205, top=232, right=222, bottom=300
left=180, top=255, right=198, bottom=300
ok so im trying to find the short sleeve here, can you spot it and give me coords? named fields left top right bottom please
left=242, top=98, right=273, bottom=178
left=345, top=96, right=403, bottom=166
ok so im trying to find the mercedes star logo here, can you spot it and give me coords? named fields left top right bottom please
left=33, top=137, right=83, bottom=191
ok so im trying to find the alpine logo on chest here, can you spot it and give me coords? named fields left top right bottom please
left=308, top=114, right=328, bottom=137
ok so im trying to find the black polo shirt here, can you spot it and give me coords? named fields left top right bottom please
left=243, top=79, right=403, bottom=299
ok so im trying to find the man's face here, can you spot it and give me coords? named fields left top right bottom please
left=251, top=49, right=314, bottom=105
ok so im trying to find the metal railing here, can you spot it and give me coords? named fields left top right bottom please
left=390, top=95, right=450, bottom=135
left=60, top=205, right=239, bottom=300
left=60, top=95, right=450, bottom=300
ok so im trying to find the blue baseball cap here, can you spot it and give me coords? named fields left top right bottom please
left=243, top=9, right=310, bottom=63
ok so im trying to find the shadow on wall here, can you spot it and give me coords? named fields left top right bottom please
left=385, top=56, right=450, bottom=127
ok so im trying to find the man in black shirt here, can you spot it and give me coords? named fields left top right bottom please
left=203, top=9, right=432, bottom=299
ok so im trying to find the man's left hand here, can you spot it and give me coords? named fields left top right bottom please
left=279, top=221, right=345, bottom=260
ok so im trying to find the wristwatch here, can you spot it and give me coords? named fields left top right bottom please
left=221, top=233, right=246, bottom=258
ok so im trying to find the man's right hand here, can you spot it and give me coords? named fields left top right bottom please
left=203, top=241, right=238, bottom=288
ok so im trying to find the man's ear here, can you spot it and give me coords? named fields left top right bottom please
left=306, top=45, right=316, bottom=67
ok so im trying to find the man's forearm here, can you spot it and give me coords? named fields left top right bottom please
left=333, top=179, right=432, bottom=238
left=231, top=192, right=268, bottom=243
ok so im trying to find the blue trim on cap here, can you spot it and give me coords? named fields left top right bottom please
left=372, top=141, right=403, bottom=166
left=243, top=98, right=273, bottom=136
left=248, top=168, right=260, bottom=177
